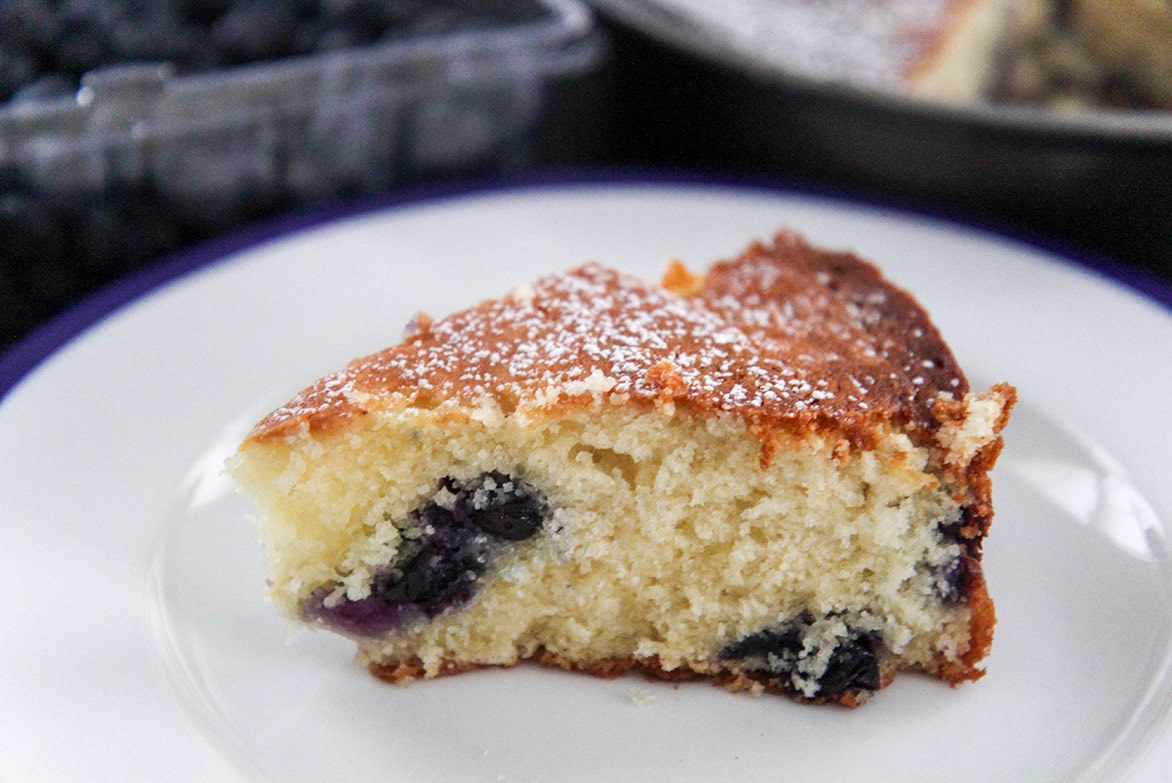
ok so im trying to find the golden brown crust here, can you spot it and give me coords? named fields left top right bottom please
left=938, top=574, right=996, bottom=685
left=696, top=231, right=971, bottom=447
left=940, top=382, right=1016, bottom=557
left=247, top=230, right=973, bottom=453
left=368, top=648, right=902, bottom=708
left=367, top=657, right=483, bottom=684
left=905, top=0, right=991, bottom=83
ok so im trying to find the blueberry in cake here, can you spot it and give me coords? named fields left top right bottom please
left=230, top=230, right=1014, bottom=706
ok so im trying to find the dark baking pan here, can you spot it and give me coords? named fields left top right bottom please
left=590, top=0, right=1172, bottom=279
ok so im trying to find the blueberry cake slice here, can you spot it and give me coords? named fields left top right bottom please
left=230, top=231, right=1014, bottom=706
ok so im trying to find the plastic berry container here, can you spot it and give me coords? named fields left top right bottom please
left=0, top=0, right=604, bottom=350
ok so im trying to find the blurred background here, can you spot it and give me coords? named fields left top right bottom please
left=1, top=0, right=1169, bottom=355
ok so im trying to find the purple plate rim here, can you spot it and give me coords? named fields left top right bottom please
left=2, top=169, right=1169, bottom=408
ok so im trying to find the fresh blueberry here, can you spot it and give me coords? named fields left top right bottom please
left=175, top=0, right=233, bottom=26
left=0, top=192, right=67, bottom=286
left=0, top=41, right=39, bottom=102
left=107, top=15, right=191, bottom=64
left=53, top=13, right=115, bottom=73
left=1, top=0, right=61, bottom=57
left=10, top=73, right=76, bottom=104
left=210, top=0, right=297, bottom=65
left=75, top=190, right=184, bottom=277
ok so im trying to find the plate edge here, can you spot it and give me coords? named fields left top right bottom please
left=2, top=169, right=1169, bottom=408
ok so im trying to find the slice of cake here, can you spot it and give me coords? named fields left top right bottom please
left=230, top=230, right=1014, bottom=706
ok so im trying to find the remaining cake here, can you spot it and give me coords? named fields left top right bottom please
left=620, top=0, right=1171, bottom=109
left=1069, top=0, right=1172, bottom=108
left=618, top=0, right=1023, bottom=101
left=230, top=230, right=1014, bottom=706
left=986, top=0, right=1172, bottom=110
left=907, top=0, right=1024, bottom=101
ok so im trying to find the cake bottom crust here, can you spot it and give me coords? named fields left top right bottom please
left=363, top=577, right=994, bottom=709
left=365, top=646, right=900, bottom=708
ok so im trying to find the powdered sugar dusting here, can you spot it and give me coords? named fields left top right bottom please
left=649, top=0, right=958, bottom=89
left=250, top=231, right=968, bottom=444
left=361, top=263, right=787, bottom=412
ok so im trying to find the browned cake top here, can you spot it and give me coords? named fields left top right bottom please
left=248, top=231, right=968, bottom=448
left=627, top=0, right=975, bottom=90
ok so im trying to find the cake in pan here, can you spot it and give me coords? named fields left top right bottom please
left=230, top=230, right=1014, bottom=706
left=631, top=0, right=1172, bottom=108
left=623, top=0, right=1024, bottom=101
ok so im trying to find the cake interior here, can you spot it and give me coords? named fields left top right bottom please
left=232, top=390, right=1001, bottom=702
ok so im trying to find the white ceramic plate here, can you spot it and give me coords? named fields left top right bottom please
left=2, top=178, right=1170, bottom=781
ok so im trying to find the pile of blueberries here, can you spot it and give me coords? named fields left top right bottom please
left=0, top=0, right=539, bottom=352
left=0, top=0, right=535, bottom=105
left=0, top=178, right=194, bottom=351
